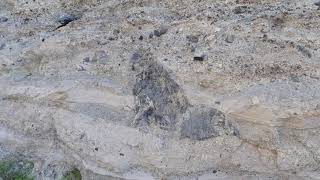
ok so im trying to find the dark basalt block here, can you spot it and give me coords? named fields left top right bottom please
left=133, top=54, right=188, bottom=130
left=181, top=105, right=238, bottom=140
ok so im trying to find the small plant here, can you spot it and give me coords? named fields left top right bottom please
left=61, top=168, right=82, bottom=180
left=0, top=160, right=34, bottom=180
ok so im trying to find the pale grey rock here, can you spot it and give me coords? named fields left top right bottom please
left=225, top=34, right=235, bottom=43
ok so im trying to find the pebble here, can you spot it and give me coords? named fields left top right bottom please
left=225, top=34, right=235, bottom=43
left=83, top=57, right=90, bottom=62
left=212, top=170, right=217, bottom=174
left=315, top=1, right=320, bottom=7
left=193, top=51, right=208, bottom=61
left=131, top=52, right=142, bottom=66
left=57, top=14, right=77, bottom=26
left=186, top=35, right=199, bottom=43
left=296, top=45, right=312, bottom=58
left=77, top=65, right=86, bottom=71
left=194, top=56, right=204, bottom=61
left=233, top=6, right=248, bottom=14
left=154, top=27, right=168, bottom=37
left=0, top=43, right=5, bottom=50
left=290, top=75, right=300, bottom=82
left=0, top=17, right=8, bottom=23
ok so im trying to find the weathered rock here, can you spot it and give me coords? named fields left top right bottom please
left=186, top=35, right=199, bottom=43
left=0, top=0, right=320, bottom=179
left=0, top=17, right=8, bottom=23
left=225, top=34, right=235, bottom=43
left=0, top=43, right=5, bottom=50
left=133, top=55, right=189, bottom=129
left=233, top=6, right=250, bottom=14
left=57, top=14, right=77, bottom=26
left=181, top=105, right=237, bottom=140
left=153, top=27, right=168, bottom=37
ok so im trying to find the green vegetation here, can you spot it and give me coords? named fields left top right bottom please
left=61, top=168, right=82, bottom=180
left=0, top=160, right=34, bottom=180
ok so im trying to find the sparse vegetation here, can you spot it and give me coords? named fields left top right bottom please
left=0, top=160, right=34, bottom=180
left=61, top=168, right=82, bottom=180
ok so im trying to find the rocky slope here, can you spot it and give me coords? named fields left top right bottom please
left=1, top=0, right=320, bottom=179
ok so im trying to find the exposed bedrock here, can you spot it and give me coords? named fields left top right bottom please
left=0, top=0, right=320, bottom=179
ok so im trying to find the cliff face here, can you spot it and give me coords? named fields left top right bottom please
left=1, top=0, right=320, bottom=179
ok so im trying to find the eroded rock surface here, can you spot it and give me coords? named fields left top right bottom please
left=1, top=0, right=320, bottom=179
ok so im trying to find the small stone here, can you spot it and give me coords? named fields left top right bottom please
left=149, top=33, right=154, bottom=39
left=94, top=147, right=98, bottom=151
left=0, top=43, right=5, bottom=50
left=225, top=34, right=235, bottom=43
left=296, top=45, right=312, bottom=58
left=77, top=65, right=86, bottom=71
left=131, top=52, right=141, bottom=63
left=194, top=56, right=204, bottom=61
left=233, top=6, right=248, bottom=14
left=119, top=153, right=124, bottom=156
left=57, top=14, right=77, bottom=26
left=262, top=34, right=268, bottom=41
left=83, top=57, right=90, bottom=62
left=138, top=35, right=143, bottom=40
left=194, top=51, right=208, bottom=62
left=0, top=17, right=8, bottom=23
left=290, top=75, right=300, bottom=82
left=113, top=29, right=120, bottom=35
left=212, top=170, right=217, bottom=173
left=193, top=53, right=208, bottom=61
left=154, top=27, right=168, bottom=37
left=186, top=35, right=199, bottom=43
left=315, top=1, right=320, bottom=7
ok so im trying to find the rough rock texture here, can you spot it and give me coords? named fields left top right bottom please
left=1, top=0, right=320, bottom=179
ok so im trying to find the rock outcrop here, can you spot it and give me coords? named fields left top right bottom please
left=0, top=0, right=320, bottom=179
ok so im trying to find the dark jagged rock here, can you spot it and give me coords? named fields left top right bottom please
left=133, top=55, right=188, bottom=130
left=181, top=105, right=237, bottom=140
